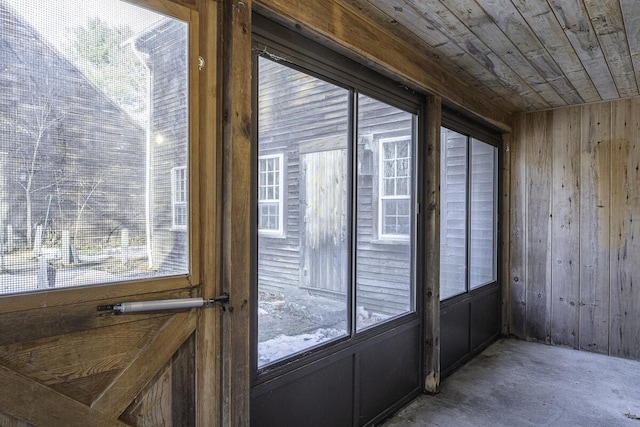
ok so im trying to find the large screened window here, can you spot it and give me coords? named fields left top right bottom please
left=440, top=127, right=498, bottom=300
left=256, top=54, right=419, bottom=368
left=0, top=0, right=189, bottom=295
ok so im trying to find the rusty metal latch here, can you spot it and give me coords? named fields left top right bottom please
left=97, top=294, right=229, bottom=314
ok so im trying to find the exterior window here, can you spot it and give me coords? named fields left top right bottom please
left=379, top=137, right=411, bottom=239
left=258, top=154, right=283, bottom=234
left=0, top=0, right=189, bottom=295
left=440, top=127, right=498, bottom=300
left=256, top=56, right=417, bottom=368
left=172, top=167, right=187, bottom=229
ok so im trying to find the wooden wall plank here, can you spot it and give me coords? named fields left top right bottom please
left=583, top=1, right=638, bottom=98
left=546, top=0, right=619, bottom=100
left=0, top=365, right=127, bottom=427
left=524, top=111, right=552, bottom=343
left=550, top=107, right=581, bottom=348
left=610, top=98, right=640, bottom=359
left=91, top=311, right=197, bottom=419
left=424, top=95, right=441, bottom=394
left=254, top=0, right=513, bottom=131
left=508, top=115, right=526, bottom=339
left=222, top=0, right=253, bottom=425
left=579, top=102, right=611, bottom=354
left=0, top=412, right=34, bottom=427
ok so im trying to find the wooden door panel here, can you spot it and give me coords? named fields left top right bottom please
left=0, top=291, right=198, bottom=427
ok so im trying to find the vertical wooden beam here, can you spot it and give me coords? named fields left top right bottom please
left=222, top=0, right=252, bottom=425
left=197, top=0, right=223, bottom=425
left=500, top=132, right=511, bottom=336
left=550, top=107, right=581, bottom=349
left=579, top=102, right=611, bottom=354
left=424, top=95, right=441, bottom=394
left=509, top=114, right=526, bottom=339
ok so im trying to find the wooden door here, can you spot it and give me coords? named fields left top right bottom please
left=0, top=0, right=224, bottom=426
left=300, top=149, right=349, bottom=294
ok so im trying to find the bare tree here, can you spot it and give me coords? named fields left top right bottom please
left=12, top=80, right=66, bottom=248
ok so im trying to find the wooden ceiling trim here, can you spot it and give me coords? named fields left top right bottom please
left=0, top=365, right=127, bottom=427
left=91, top=311, right=197, bottom=419
left=621, top=0, right=640, bottom=92
left=364, top=0, right=529, bottom=112
left=583, top=0, right=638, bottom=98
left=547, top=0, right=619, bottom=100
left=510, top=0, right=601, bottom=104
left=401, top=0, right=562, bottom=109
left=255, top=0, right=513, bottom=130
left=473, top=0, right=584, bottom=105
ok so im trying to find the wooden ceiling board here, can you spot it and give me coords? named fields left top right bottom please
left=583, top=0, right=638, bottom=97
left=510, top=0, right=602, bottom=103
left=621, top=0, right=640, bottom=92
left=362, top=0, right=527, bottom=111
left=343, top=0, right=640, bottom=114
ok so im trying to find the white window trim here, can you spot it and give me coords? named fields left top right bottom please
left=171, top=166, right=188, bottom=230
left=258, top=153, right=284, bottom=236
left=378, top=136, right=411, bottom=241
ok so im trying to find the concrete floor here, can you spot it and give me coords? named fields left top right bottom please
left=382, top=338, right=640, bottom=427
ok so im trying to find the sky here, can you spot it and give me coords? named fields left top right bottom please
left=7, top=0, right=166, bottom=51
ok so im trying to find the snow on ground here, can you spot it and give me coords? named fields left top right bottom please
left=258, top=327, right=345, bottom=367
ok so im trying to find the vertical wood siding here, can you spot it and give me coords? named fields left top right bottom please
left=510, top=98, right=640, bottom=360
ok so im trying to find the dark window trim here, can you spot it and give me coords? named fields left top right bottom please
left=251, top=11, right=426, bottom=384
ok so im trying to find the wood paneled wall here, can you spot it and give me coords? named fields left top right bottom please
left=509, top=97, right=640, bottom=360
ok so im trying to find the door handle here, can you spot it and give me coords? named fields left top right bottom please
left=97, top=294, right=229, bottom=314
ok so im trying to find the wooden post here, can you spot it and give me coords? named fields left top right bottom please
left=61, top=230, right=72, bottom=265
left=222, top=0, right=253, bottom=425
left=424, top=95, right=441, bottom=394
left=7, top=225, right=13, bottom=253
left=33, top=225, right=43, bottom=256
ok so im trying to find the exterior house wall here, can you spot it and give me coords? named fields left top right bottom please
left=0, top=1, right=145, bottom=250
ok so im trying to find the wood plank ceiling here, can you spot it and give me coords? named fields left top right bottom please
left=347, top=0, right=640, bottom=113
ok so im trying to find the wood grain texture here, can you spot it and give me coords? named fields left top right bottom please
left=364, top=0, right=527, bottom=112
left=222, top=0, right=252, bottom=425
left=0, top=316, right=168, bottom=405
left=424, top=95, right=441, bottom=394
left=197, top=0, right=223, bottom=425
left=610, top=98, right=640, bottom=359
left=474, top=0, right=583, bottom=105
left=510, top=0, right=600, bottom=103
left=120, top=334, right=195, bottom=427
left=583, top=0, right=638, bottom=98
left=524, top=111, right=552, bottom=343
left=500, top=132, right=511, bottom=335
left=91, top=311, right=197, bottom=419
left=403, top=0, right=552, bottom=110
left=579, top=102, right=611, bottom=354
left=0, top=412, right=34, bottom=427
left=254, top=0, right=513, bottom=131
left=550, top=107, right=581, bottom=348
left=0, top=365, right=127, bottom=427
left=547, top=0, right=619, bottom=100
left=508, top=115, right=526, bottom=339
left=621, top=0, right=640, bottom=92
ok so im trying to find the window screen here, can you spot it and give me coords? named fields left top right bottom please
left=0, top=0, right=189, bottom=294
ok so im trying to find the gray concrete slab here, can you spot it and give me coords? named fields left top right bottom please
left=382, top=338, right=640, bottom=426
